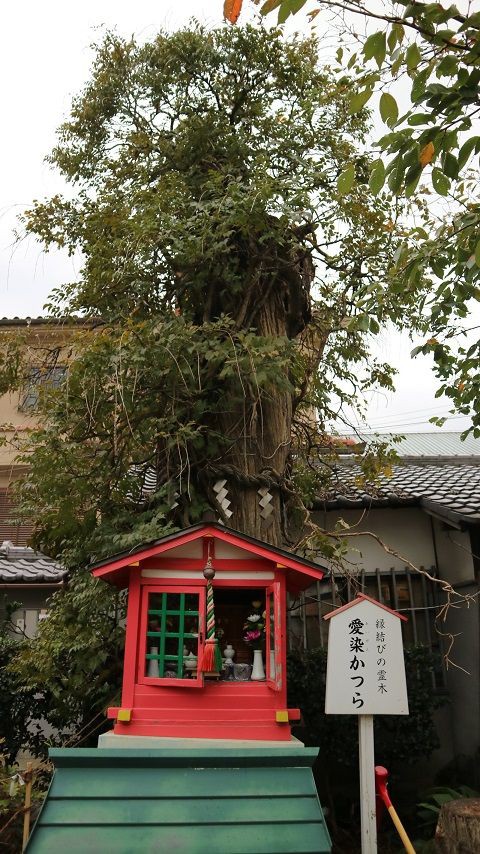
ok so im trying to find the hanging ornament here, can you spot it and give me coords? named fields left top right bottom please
left=199, top=546, right=223, bottom=674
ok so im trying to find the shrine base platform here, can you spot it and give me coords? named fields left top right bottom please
left=26, top=746, right=331, bottom=853
left=98, top=732, right=305, bottom=749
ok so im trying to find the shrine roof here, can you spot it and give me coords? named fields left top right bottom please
left=27, top=747, right=331, bottom=853
left=90, top=522, right=328, bottom=588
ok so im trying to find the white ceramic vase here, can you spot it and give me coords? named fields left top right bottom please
left=251, top=648, right=265, bottom=681
left=147, top=646, right=160, bottom=678
left=223, top=644, right=235, bottom=665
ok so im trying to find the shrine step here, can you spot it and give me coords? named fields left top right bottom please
left=114, top=720, right=292, bottom=741
left=134, top=685, right=280, bottom=711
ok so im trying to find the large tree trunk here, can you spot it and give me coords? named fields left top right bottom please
left=209, top=240, right=314, bottom=547
left=214, top=299, right=293, bottom=546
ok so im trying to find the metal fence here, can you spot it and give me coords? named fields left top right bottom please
left=287, top=566, right=447, bottom=687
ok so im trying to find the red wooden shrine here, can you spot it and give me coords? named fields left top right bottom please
left=91, top=523, right=327, bottom=742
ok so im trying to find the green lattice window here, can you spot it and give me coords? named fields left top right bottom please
left=145, top=591, right=200, bottom=679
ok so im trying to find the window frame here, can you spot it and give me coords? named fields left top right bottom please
left=18, top=365, right=67, bottom=412
left=137, top=584, right=205, bottom=688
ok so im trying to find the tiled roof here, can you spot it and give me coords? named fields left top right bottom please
left=0, top=541, right=67, bottom=583
left=342, top=431, right=480, bottom=460
left=318, top=462, right=480, bottom=525
left=0, top=316, right=93, bottom=326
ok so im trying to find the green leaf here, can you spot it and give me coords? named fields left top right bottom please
left=406, top=43, right=421, bottom=70
left=410, top=345, right=424, bottom=357
left=369, top=159, right=386, bottom=194
left=387, top=28, right=397, bottom=54
left=363, top=32, right=386, bottom=68
left=436, top=55, right=458, bottom=77
left=411, top=68, right=431, bottom=102
left=278, top=2, right=291, bottom=24
left=388, top=162, right=404, bottom=194
left=442, top=152, right=458, bottom=179
left=277, top=0, right=303, bottom=24
left=260, top=0, right=282, bottom=13
left=404, top=163, right=422, bottom=197
left=387, top=24, right=405, bottom=54
left=431, top=167, right=451, bottom=196
left=458, top=136, right=479, bottom=170
left=379, top=92, right=399, bottom=126
left=431, top=793, right=457, bottom=806
left=475, top=241, right=480, bottom=268
left=348, top=88, right=373, bottom=114
left=392, top=23, right=404, bottom=45
left=434, top=29, right=455, bottom=46
left=337, top=162, right=356, bottom=195
left=407, top=113, right=434, bottom=126
left=356, top=314, right=370, bottom=332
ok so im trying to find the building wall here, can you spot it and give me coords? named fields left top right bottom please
left=431, top=517, right=475, bottom=586
left=0, top=320, right=88, bottom=541
left=0, top=320, right=86, bottom=477
left=0, top=586, right=56, bottom=638
left=315, top=506, right=436, bottom=572
left=0, top=391, right=37, bottom=475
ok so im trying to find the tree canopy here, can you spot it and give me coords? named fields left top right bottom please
left=9, top=22, right=413, bottom=558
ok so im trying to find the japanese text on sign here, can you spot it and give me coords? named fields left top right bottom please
left=324, top=597, right=409, bottom=716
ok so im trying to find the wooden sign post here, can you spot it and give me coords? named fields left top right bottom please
left=324, top=594, right=408, bottom=854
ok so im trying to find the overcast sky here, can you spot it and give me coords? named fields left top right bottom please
left=0, top=1, right=471, bottom=433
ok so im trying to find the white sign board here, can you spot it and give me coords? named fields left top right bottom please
left=325, top=596, right=409, bottom=716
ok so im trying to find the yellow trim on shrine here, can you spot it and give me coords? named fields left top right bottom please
left=276, top=710, right=289, bottom=723
left=117, top=708, right=132, bottom=722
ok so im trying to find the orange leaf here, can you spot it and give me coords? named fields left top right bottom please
left=224, top=0, right=243, bottom=23
left=419, top=141, right=435, bottom=167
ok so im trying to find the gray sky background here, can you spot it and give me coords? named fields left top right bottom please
left=0, top=1, right=471, bottom=433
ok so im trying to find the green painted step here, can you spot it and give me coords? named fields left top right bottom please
left=27, top=747, right=331, bottom=854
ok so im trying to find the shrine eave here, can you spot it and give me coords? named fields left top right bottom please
left=89, top=522, right=329, bottom=589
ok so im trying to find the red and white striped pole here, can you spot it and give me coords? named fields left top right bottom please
left=200, top=553, right=222, bottom=674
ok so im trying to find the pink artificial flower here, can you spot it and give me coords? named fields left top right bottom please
left=244, top=629, right=261, bottom=643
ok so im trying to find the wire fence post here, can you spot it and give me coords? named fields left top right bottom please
left=22, top=761, right=33, bottom=851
